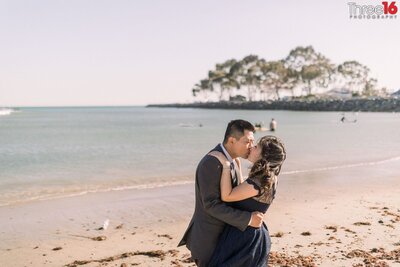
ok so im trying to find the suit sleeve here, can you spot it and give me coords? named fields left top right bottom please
left=197, top=156, right=251, bottom=231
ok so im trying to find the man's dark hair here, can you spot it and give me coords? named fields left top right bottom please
left=223, top=119, right=255, bottom=144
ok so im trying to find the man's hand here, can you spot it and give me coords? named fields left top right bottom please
left=249, top=211, right=264, bottom=228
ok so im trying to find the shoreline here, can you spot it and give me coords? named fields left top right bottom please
left=147, top=98, right=400, bottom=112
left=0, top=179, right=195, bottom=208
left=2, top=153, right=399, bottom=208
left=1, top=161, right=400, bottom=266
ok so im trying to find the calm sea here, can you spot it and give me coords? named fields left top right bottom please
left=0, top=107, right=399, bottom=206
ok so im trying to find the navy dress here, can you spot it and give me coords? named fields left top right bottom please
left=209, top=178, right=276, bottom=267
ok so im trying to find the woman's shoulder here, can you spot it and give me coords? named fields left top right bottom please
left=246, top=176, right=262, bottom=186
left=245, top=177, right=262, bottom=196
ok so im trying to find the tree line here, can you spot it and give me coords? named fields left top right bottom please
left=192, top=46, right=387, bottom=102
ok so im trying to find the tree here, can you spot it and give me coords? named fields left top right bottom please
left=337, top=61, right=370, bottom=95
left=301, top=64, right=322, bottom=95
left=260, top=60, right=288, bottom=100
left=285, top=46, right=334, bottom=95
left=192, top=79, right=212, bottom=101
left=236, top=55, right=260, bottom=101
left=285, top=46, right=320, bottom=71
left=363, top=78, right=378, bottom=96
left=208, top=59, right=243, bottom=100
left=191, top=46, right=383, bottom=102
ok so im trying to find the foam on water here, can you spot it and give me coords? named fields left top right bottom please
left=0, top=180, right=195, bottom=207
left=282, top=155, right=400, bottom=175
left=0, top=108, right=15, bottom=116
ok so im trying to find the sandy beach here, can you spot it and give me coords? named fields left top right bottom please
left=1, top=162, right=400, bottom=267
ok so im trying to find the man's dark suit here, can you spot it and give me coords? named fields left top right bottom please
left=178, top=144, right=252, bottom=265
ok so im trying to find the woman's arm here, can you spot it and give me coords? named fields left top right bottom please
left=209, top=152, right=259, bottom=202
left=220, top=167, right=259, bottom=202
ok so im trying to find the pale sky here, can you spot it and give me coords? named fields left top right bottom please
left=0, top=0, right=399, bottom=107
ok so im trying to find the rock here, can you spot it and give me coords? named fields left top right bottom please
left=325, top=225, right=338, bottom=232
left=271, top=231, right=284, bottom=238
left=148, top=98, right=400, bottom=112
left=91, top=236, right=107, bottom=241
left=353, top=221, right=371, bottom=226
left=157, top=234, right=173, bottom=240
left=301, top=231, right=312, bottom=236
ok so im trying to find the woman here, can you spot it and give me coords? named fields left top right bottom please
left=208, top=135, right=286, bottom=267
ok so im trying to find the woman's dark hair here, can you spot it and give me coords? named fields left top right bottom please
left=248, top=136, right=286, bottom=201
left=223, top=120, right=255, bottom=144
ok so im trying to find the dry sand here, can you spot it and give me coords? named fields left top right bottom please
left=1, top=164, right=400, bottom=267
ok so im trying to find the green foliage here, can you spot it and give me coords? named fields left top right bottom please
left=193, top=46, right=382, bottom=101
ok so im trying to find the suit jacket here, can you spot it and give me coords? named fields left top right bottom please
left=178, top=144, right=252, bottom=263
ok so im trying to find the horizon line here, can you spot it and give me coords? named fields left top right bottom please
left=1, top=104, right=150, bottom=108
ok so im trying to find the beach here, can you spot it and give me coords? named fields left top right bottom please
left=1, top=161, right=400, bottom=267
left=1, top=107, right=400, bottom=266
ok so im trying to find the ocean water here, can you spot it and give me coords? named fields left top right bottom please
left=0, top=107, right=399, bottom=206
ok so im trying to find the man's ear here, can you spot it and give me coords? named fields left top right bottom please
left=228, top=136, right=235, bottom=145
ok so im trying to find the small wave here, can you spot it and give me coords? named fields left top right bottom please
left=0, top=180, right=195, bottom=207
left=282, top=155, right=400, bottom=175
left=0, top=108, right=15, bottom=116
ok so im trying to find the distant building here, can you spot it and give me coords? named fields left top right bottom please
left=325, top=88, right=353, bottom=98
left=391, top=89, right=400, bottom=98
left=229, top=95, right=247, bottom=102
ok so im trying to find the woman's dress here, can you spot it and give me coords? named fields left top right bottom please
left=208, top=177, right=277, bottom=267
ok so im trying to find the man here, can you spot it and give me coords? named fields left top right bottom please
left=178, top=119, right=264, bottom=266
left=270, top=118, right=277, bottom=131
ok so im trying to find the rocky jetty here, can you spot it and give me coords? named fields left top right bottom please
left=148, top=98, right=400, bottom=112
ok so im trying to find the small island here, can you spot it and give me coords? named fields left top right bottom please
left=148, top=46, right=400, bottom=112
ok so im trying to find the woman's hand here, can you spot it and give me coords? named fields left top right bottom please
left=208, top=151, right=230, bottom=167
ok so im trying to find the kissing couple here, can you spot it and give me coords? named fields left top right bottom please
left=179, top=119, right=286, bottom=267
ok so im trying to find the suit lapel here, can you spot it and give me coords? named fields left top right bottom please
left=215, top=144, right=238, bottom=187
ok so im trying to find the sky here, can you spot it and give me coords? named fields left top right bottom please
left=0, top=0, right=399, bottom=107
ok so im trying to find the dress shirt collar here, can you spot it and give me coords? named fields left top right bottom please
left=219, top=143, right=234, bottom=163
